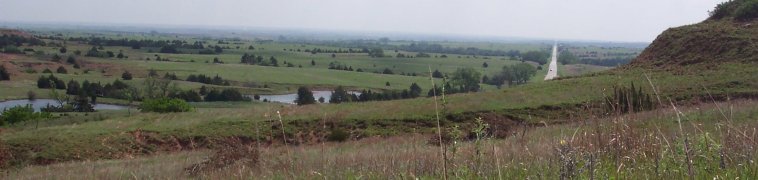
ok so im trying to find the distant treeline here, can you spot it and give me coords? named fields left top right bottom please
left=286, top=39, right=526, bottom=58
left=37, top=75, right=133, bottom=102
left=398, top=42, right=521, bottom=57
left=68, top=37, right=205, bottom=49
left=559, top=51, right=632, bottom=67
left=1, top=34, right=46, bottom=53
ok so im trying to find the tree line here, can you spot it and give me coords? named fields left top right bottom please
left=294, top=83, right=425, bottom=105
left=240, top=53, right=279, bottom=66
left=483, top=63, right=537, bottom=88
left=186, top=74, right=231, bottom=86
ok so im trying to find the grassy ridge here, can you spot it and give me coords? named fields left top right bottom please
left=4, top=99, right=757, bottom=179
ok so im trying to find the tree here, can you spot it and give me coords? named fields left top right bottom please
left=450, top=68, right=482, bottom=93
left=148, top=69, right=159, bottom=77
left=295, top=86, right=316, bottom=105
left=122, top=71, right=133, bottom=80
left=56, top=66, right=67, bottom=74
left=27, top=90, right=36, bottom=101
left=214, top=46, right=223, bottom=54
left=66, top=80, right=80, bottom=95
left=487, top=63, right=536, bottom=88
left=409, top=83, right=422, bottom=98
left=269, top=56, right=279, bottom=66
left=368, top=48, right=384, bottom=57
left=66, top=56, right=76, bottom=64
left=432, top=69, right=444, bottom=78
left=329, top=86, right=350, bottom=104
left=0, top=65, right=9, bottom=80
left=52, top=54, right=62, bottom=62
left=382, top=68, right=394, bottom=74
left=72, top=92, right=94, bottom=112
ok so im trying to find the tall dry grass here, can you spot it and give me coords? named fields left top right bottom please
left=4, top=99, right=756, bottom=179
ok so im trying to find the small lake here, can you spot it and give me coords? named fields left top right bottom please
left=0, top=99, right=128, bottom=113
left=254, top=91, right=361, bottom=104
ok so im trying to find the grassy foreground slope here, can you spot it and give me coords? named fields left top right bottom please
left=2, top=2, right=758, bottom=178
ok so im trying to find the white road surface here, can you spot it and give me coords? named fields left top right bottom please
left=544, top=42, right=558, bottom=80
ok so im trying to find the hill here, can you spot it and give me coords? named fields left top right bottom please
left=627, top=0, right=758, bottom=69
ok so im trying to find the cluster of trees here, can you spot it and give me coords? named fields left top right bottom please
left=186, top=74, right=231, bottom=86
left=356, top=83, right=424, bottom=102
left=0, top=105, right=52, bottom=125
left=38, top=74, right=134, bottom=103
left=0, top=34, right=46, bottom=53
left=304, top=48, right=365, bottom=54
left=37, top=75, right=66, bottom=89
left=522, top=51, right=551, bottom=65
left=84, top=46, right=118, bottom=58
left=239, top=53, right=279, bottom=66
left=295, top=83, right=425, bottom=105
left=204, top=88, right=249, bottom=102
left=197, top=45, right=224, bottom=54
left=367, top=48, right=385, bottom=57
left=710, top=0, right=758, bottom=21
left=328, top=61, right=354, bottom=71
left=0, top=65, right=9, bottom=80
left=65, top=79, right=132, bottom=100
left=72, top=37, right=205, bottom=50
left=426, top=68, right=484, bottom=96
left=449, top=68, right=482, bottom=93
left=239, top=53, right=264, bottom=64
left=139, top=98, right=192, bottom=113
left=484, top=63, right=537, bottom=88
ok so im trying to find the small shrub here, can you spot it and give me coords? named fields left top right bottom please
left=139, top=98, right=192, bottom=113
left=0, top=105, right=51, bottom=125
left=327, top=128, right=349, bottom=142
left=56, top=66, right=67, bottom=74
left=26, top=91, right=36, bottom=101
left=0, top=66, right=10, bottom=80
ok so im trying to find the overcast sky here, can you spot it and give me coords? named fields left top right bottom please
left=0, top=0, right=726, bottom=42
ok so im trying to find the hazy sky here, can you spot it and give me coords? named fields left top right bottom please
left=0, top=0, right=726, bottom=42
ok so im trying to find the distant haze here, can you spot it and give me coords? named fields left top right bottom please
left=0, top=0, right=727, bottom=42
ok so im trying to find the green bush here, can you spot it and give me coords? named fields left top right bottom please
left=735, top=0, right=758, bottom=20
left=327, top=128, right=350, bottom=142
left=709, top=0, right=758, bottom=20
left=1, top=105, right=51, bottom=125
left=139, top=98, right=192, bottom=113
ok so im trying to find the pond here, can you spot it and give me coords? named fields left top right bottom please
left=0, top=99, right=128, bottom=113
left=254, top=91, right=361, bottom=104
